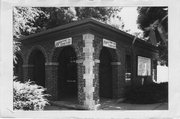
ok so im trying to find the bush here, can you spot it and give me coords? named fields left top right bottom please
left=13, top=80, right=50, bottom=110
left=124, top=82, right=168, bottom=104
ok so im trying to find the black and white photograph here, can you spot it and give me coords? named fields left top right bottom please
left=2, top=0, right=180, bottom=118
left=12, top=6, right=168, bottom=110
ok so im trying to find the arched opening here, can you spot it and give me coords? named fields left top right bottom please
left=28, top=49, right=45, bottom=87
left=99, top=47, right=113, bottom=98
left=57, top=46, right=78, bottom=100
left=14, top=53, right=23, bottom=82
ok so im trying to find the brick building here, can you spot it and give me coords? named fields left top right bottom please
left=14, top=18, right=159, bottom=109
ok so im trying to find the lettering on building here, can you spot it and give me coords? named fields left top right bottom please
left=103, top=39, right=116, bottom=49
left=55, top=37, right=72, bottom=47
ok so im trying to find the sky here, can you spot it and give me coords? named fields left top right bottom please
left=111, top=7, right=143, bottom=36
left=120, top=7, right=142, bottom=33
left=66, top=7, right=143, bottom=36
left=70, top=7, right=143, bottom=36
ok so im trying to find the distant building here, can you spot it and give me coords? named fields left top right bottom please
left=14, top=18, right=159, bottom=109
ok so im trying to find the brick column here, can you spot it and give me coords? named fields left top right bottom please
left=45, top=62, right=58, bottom=100
left=82, top=33, right=97, bottom=110
left=93, top=59, right=100, bottom=105
left=76, top=59, right=85, bottom=105
left=22, top=64, right=34, bottom=82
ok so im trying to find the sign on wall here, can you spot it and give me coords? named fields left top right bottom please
left=55, top=37, right=72, bottom=47
left=138, top=56, right=151, bottom=76
left=103, top=39, right=116, bottom=49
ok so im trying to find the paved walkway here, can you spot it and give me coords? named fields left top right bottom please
left=44, top=99, right=168, bottom=110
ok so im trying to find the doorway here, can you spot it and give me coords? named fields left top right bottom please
left=28, top=49, right=45, bottom=87
left=58, top=46, right=78, bottom=100
left=99, top=47, right=113, bottom=98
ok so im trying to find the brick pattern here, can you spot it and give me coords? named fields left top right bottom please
left=18, top=28, right=159, bottom=109
left=77, top=62, right=85, bottom=104
left=45, top=62, right=58, bottom=100
left=27, top=65, right=34, bottom=82
left=73, top=36, right=85, bottom=105
left=93, top=62, right=100, bottom=104
left=22, top=65, right=30, bottom=82
left=108, top=49, right=121, bottom=98
left=116, top=48, right=126, bottom=97
left=93, top=35, right=125, bottom=99
left=93, top=35, right=102, bottom=104
left=82, top=33, right=96, bottom=109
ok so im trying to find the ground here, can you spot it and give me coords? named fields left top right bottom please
left=44, top=99, right=168, bottom=110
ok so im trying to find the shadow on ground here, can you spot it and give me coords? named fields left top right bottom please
left=44, top=98, right=168, bottom=110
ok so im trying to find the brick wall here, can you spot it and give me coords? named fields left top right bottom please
left=18, top=23, right=159, bottom=109
left=45, top=62, right=58, bottom=100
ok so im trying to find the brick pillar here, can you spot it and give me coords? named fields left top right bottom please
left=76, top=59, right=85, bottom=105
left=93, top=59, right=100, bottom=105
left=45, top=62, right=58, bottom=100
left=22, top=64, right=34, bottom=82
left=82, top=33, right=97, bottom=110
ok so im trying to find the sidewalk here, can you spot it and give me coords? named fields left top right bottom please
left=44, top=99, right=168, bottom=110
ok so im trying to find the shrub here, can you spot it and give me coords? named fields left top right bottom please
left=124, top=82, right=168, bottom=104
left=13, top=79, right=50, bottom=110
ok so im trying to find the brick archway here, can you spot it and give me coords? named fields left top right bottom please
left=27, top=47, right=46, bottom=87
left=50, top=43, right=82, bottom=63
left=107, top=48, right=120, bottom=98
left=26, top=45, right=48, bottom=64
left=48, top=39, right=84, bottom=102
left=57, top=46, right=78, bottom=100
left=94, top=39, right=120, bottom=99
left=99, top=47, right=113, bottom=98
left=99, top=47, right=119, bottom=98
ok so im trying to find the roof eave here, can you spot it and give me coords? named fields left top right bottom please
left=17, top=18, right=158, bottom=50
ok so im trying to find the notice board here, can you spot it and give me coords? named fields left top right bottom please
left=137, top=56, right=151, bottom=76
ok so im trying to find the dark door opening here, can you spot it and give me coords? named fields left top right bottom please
left=58, top=46, right=78, bottom=100
left=99, top=47, right=113, bottom=98
left=29, top=50, right=45, bottom=87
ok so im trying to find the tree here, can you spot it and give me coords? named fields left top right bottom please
left=13, top=7, right=123, bottom=39
left=137, top=7, right=168, bottom=66
left=13, top=7, right=48, bottom=39
left=13, top=8, right=50, bottom=110
left=13, top=6, right=124, bottom=77
left=38, top=7, right=123, bottom=30
left=38, top=7, right=77, bottom=29
left=75, top=7, right=121, bottom=22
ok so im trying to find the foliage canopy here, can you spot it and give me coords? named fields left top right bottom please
left=137, top=7, right=168, bottom=65
left=13, top=7, right=122, bottom=39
